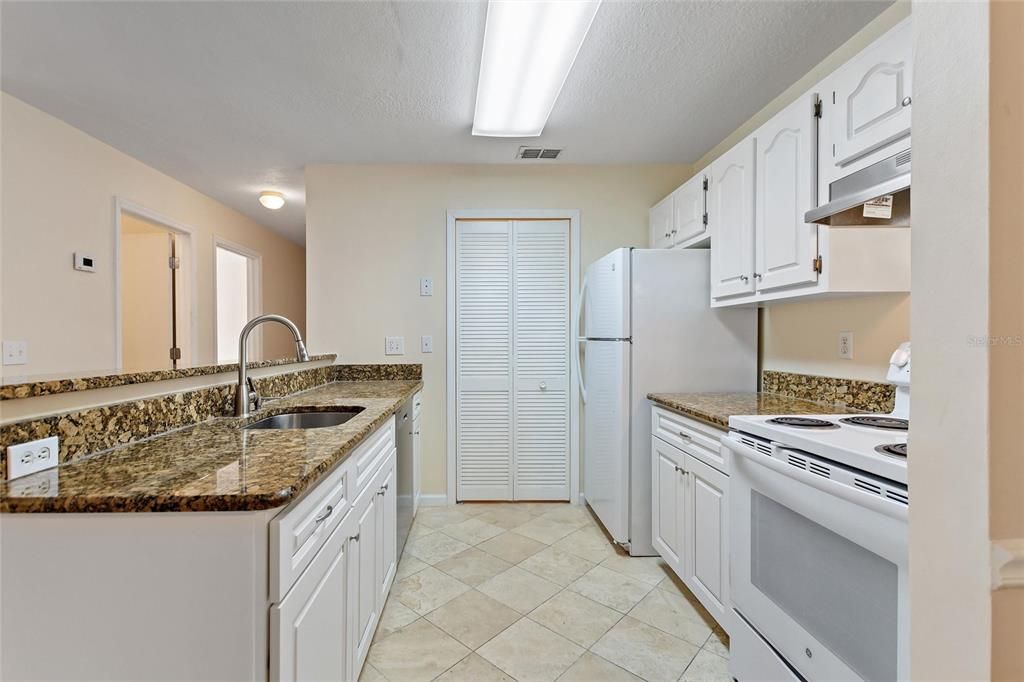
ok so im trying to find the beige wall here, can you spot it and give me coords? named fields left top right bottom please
left=699, top=2, right=913, bottom=383
left=305, top=164, right=691, bottom=495
left=0, top=93, right=306, bottom=378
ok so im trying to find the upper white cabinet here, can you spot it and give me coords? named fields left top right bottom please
left=672, top=171, right=709, bottom=246
left=709, top=137, right=756, bottom=299
left=649, top=194, right=674, bottom=249
left=755, top=94, right=819, bottom=293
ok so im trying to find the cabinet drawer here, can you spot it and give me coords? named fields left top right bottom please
left=353, top=417, right=396, bottom=495
left=413, top=391, right=422, bottom=419
left=652, top=406, right=728, bottom=474
left=270, top=457, right=352, bottom=603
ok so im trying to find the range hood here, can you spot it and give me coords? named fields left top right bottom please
left=805, top=149, right=911, bottom=224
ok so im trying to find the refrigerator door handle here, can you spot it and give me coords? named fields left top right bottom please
left=575, top=275, right=588, bottom=403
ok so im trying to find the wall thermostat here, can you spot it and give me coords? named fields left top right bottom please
left=73, top=253, right=96, bottom=272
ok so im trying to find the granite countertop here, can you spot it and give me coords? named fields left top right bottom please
left=647, top=391, right=860, bottom=430
left=0, top=379, right=421, bottom=513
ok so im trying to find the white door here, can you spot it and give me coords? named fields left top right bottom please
left=709, top=137, right=756, bottom=299
left=455, top=219, right=572, bottom=501
left=651, top=437, right=685, bottom=574
left=755, top=94, right=819, bottom=292
left=583, top=248, right=630, bottom=339
left=649, top=194, right=674, bottom=249
left=672, top=171, right=708, bottom=246
left=513, top=221, right=571, bottom=500
left=829, top=17, right=912, bottom=170
left=685, top=454, right=729, bottom=627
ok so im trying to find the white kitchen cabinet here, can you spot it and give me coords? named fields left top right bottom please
left=825, top=17, right=912, bottom=182
left=352, top=473, right=382, bottom=673
left=413, top=391, right=422, bottom=515
left=649, top=193, right=674, bottom=249
left=672, top=170, right=710, bottom=247
left=651, top=436, right=686, bottom=575
left=709, top=136, right=756, bottom=299
left=684, top=454, right=729, bottom=626
left=754, top=94, right=819, bottom=293
left=377, top=458, right=398, bottom=605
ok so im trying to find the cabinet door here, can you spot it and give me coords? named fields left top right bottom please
left=829, top=17, right=912, bottom=169
left=270, top=517, right=351, bottom=682
left=651, top=437, right=686, bottom=574
left=672, top=171, right=708, bottom=246
left=684, top=454, right=729, bottom=629
left=377, top=455, right=398, bottom=605
left=413, top=416, right=422, bottom=515
left=709, top=137, right=756, bottom=299
left=351, top=484, right=380, bottom=672
left=649, top=194, right=674, bottom=249
left=755, top=94, right=819, bottom=292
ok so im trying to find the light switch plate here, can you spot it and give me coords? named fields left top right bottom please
left=420, top=277, right=433, bottom=297
left=2, top=340, right=28, bottom=366
left=7, top=435, right=60, bottom=480
left=385, top=336, right=405, bottom=356
left=421, top=335, right=433, bottom=353
left=839, top=331, right=854, bottom=359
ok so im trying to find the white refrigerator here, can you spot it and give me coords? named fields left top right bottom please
left=578, top=248, right=756, bottom=556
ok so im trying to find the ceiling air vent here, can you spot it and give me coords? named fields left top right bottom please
left=516, top=146, right=562, bottom=160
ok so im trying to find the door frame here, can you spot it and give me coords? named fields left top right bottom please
left=213, top=237, right=264, bottom=363
left=445, top=209, right=582, bottom=505
left=113, top=197, right=199, bottom=370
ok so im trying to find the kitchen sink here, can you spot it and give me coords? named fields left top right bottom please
left=242, top=408, right=364, bottom=430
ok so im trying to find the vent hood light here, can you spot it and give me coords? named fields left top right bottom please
left=805, top=149, right=911, bottom=224
left=472, top=0, right=601, bottom=138
left=258, top=191, right=285, bottom=210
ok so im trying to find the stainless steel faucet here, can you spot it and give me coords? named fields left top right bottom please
left=234, top=314, right=310, bottom=417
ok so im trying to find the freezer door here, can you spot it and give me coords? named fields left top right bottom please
left=582, top=339, right=631, bottom=544
left=583, top=248, right=631, bottom=339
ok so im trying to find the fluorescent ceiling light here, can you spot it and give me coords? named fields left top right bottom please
left=258, top=191, right=285, bottom=210
left=473, top=0, right=601, bottom=137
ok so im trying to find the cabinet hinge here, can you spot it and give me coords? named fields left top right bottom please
left=812, top=255, right=823, bottom=274
left=168, top=256, right=181, bottom=270
left=169, top=347, right=182, bottom=361
left=813, top=99, right=822, bottom=119
left=702, top=212, right=708, bottom=226
left=702, top=177, right=708, bottom=191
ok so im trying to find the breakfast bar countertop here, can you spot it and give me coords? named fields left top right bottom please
left=647, top=391, right=860, bottom=431
left=0, top=379, right=422, bottom=514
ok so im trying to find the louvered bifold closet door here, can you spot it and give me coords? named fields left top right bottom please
left=456, top=221, right=514, bottom=500
left=512, top=220, right=570, bottom=500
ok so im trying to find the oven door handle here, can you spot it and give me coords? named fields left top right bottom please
left=725, top=437, right=908, bottom=521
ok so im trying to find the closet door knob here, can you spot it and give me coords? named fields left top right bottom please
left=539, top=381, right=548, bottom=391
left=901, top=96, right=912, bottom=107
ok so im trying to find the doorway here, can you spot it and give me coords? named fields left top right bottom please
left=118, top=208, right=192, bottom=371
left=215, top=240, right=261, bottom=364
left=446, top=211, right=581, bottom=504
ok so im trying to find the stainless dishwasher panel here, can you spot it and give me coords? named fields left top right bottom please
left=395, top=399, right=415, bottom=556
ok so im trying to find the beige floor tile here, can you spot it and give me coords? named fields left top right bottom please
left=528, top=589, right=622, bottom=648
left=425, top=589, right=521, bottom=649
left=434, top=653, right=516, bottom=682
left=441, top=518, right=505, bottom=545
left=537, top=504, right=594, bottom=528
left=513, top=516, right=582, bottom=545
left=405, top=532, right=472, bottom=565
left=680, top=649, right=730, bottom=681
left=515, top=502, right=566, bottom=516
left=434, top=547, right=513, bottom=587
left=600, top=554, right=673, bottom=586
left=557, top=652, right=643, bottom=682
left=477, top=566, right=562, bottom=614
left=358, top=662, right=388, bottom=682
left=591, top=617, right=700, bottom=682
left=567, top=565, right=654, bottom=613
left=417, top=507, right=472, bottom=529
left=367, top=619, right=470, bottom=682
left=454, top=503, right=491, bottom=517
left=627, top=588, right=714, bottom=647
left=478, top=618, right=585, bottom=682
left=474, top=506, right=535, bottom=530
left=408, top=522, right=438, bottom=542
left=478, top=531, right=547, bottom=563
left=395, top=553, right=430, bottom=581
left=518, top=546, right=595, bottom=587
left=551, top=527, right=618, bottom=562
left=392, top=566, right=471, bottom=615
left=704, top=625, right=730, bottom=657
left=374, top=596, right=420, bottom=642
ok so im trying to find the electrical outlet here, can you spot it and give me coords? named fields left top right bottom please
left=385, top=336, right=405, bottom=356
left=839, top=331, right=854, bottom=359
left=421, top=335, right=433, bottom=353
left=2, top=340, right=28, bottom=366
left=7, top=435, right=59, bottom=480
left=420, top=277, right=433, bottom=296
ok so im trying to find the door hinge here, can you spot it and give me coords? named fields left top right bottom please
left=702, top=212, right=708, bottom=226
left=813, top=99, right=822, bottom=119
left=702, top=177, right=709, bottom=191
left=168, top=256, right=180, bottom=270
left=813, top=255, right=823, bottom=274
left=169, top=347, right=182, bottom=361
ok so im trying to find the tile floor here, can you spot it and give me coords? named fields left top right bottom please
left=364, top=502, right=730, bottom=682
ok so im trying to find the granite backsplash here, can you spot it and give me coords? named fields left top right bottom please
left=761, top=369, right=895, bottom=413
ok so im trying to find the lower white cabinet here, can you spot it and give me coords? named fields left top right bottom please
left=651, top=414, right=730, bottom=630
left=413, top=391, right=422, bottom=515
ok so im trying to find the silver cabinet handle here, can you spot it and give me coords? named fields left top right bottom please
left=902, top=96, right=912, bottom=107
left=740, top=275, right=749, bottom=283
left=314, top=505, right=334, bottom=524
left=754, top=273, right=762, bottom=280
left=664, top=232, right=671, bottom=238
left=674, top=465, right=685, bottom=474
left=348, top=533, right=360, bottom=543
left=414, top=430, right=421, bottom=435
left=677, top=431, right=691, bottom=440
left=378, top=482, right=390, bottom=496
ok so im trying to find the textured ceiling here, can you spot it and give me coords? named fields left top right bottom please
left=1, top=1, right=890, bottom=244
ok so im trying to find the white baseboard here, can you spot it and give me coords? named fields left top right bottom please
left=418, top=494, right=449, bottom=508
left=992, top=538, right=1024, bottom=589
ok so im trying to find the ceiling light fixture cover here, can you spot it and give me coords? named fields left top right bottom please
left=472, top=0, right=601, bottom=138
left=258, top=191, right=285, bottom=210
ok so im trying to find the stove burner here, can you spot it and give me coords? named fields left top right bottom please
left=875, top=443, right=908, bottom=458
left=766, top=417, right=837, bottom=429
left=840, top=416, right=909, bottom=431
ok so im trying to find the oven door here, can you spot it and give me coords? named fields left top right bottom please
left=724, top=434, right=909, bottom=682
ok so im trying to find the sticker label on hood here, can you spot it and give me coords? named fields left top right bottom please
left=863, top=195, right=894, bottom=219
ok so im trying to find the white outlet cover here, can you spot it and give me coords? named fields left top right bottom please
left=420, top=277, right=433, bottom=296
left=7, top=435, right=60, bottom=480
left=421, top=335, right=433, bottom=353
left=839, top=331, right=854, bottom=359
left=385, top=336, right=405, bottom=356
left=2, top=340, right=28, bottom=366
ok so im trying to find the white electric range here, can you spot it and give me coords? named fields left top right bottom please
left=722, top=343, right=911, bottom=682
